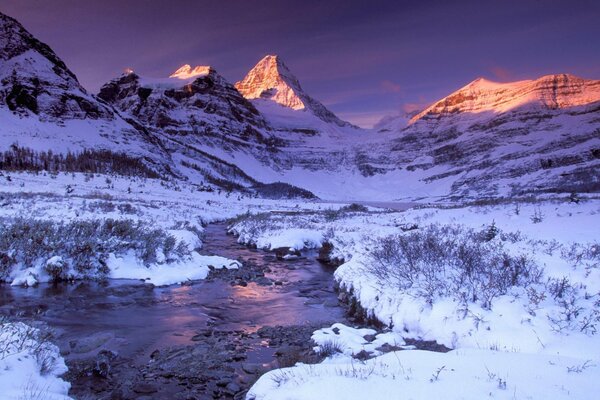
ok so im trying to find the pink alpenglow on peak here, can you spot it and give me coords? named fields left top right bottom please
left=235, top=55, right=354, bottom=127
left=170, top=64, right=212, bottom=80
left=409, top=73, right=600, bottom=124
left=235, top=55, right=305, bottom=110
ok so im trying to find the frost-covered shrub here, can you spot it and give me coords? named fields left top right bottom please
left=0, top=218, right=190, bottom=281
left=546, top=277, right=600, bottom=334
left=340, top=203, right=369, bottom=213
left=317, top=340, right=344, bottom=358
left=0, top=320, right=62, bottom=376
left=44, top=256, right=68, bottom=281
left=322, top=204, right=369, bottom=222
left=367, top=224, right=543, bottom=309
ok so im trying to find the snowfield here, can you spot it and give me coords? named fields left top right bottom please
left=1, top=171, right=599, bottom=399
left=231, top=198, right=600, bottom=399
left=0, top=171, right=333, bottom=286
left=248, top=347, right=600, bottom=400
left=0, top=322, right=72, bottom=400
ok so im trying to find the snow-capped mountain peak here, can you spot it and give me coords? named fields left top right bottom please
left=409, top=73, right=600, bottom=124
left=169, top=64, right=212, bottom=80
left=235, top=55, right=354, bottom=127
left=235, top=55, right=305, bottom=110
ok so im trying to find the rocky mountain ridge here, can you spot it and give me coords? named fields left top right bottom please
left=1, top=10, right=599, bottom=201
left=409, top=73, right=600, bottom=124
left=235, top=55, right=354, bottom=128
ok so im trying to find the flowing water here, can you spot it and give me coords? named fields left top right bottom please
left=0, top=223, right=346, bottom=399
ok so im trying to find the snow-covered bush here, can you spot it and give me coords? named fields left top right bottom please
left=0, top=218, right=192, bottom=282
left=0, top=320, right=71, bottom=399
left=367, top=224, right=543, bottom=308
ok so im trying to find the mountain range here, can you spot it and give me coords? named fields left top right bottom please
left=1, top=11, right=598, bottom=201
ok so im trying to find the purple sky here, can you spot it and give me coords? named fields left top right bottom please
left=3, top=0, right=599, bottom=127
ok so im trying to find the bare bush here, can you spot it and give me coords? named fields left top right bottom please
left=367, top=225, right=543, bottom=309
left=0, top=218, right=190, bottom=281
left=317, top=340, right=344, bottom=358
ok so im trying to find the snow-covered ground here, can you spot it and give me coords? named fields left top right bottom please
left=0, top=321, right=72, bottom=400
left=0, top=171, right=338, bottom=286
left=231, top=199, right=600, bottom=399
left=2, top=170, right=599, bottom=398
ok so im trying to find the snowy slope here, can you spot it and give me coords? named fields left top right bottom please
left=235, top=55, right=354, bottom=128
left=0, top=12, right=169, bottom=170
left=410, top=74, right=600, bottom=122
left=374, top=75, right=600, bottom=199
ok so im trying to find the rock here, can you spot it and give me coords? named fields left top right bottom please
left=94, top=349, right=118, bottom=378
left=216, top=378, right=229, bottom=387
left=71, top=331, right=114, bottom=354
left=353, top=349, right=372, bottom=361
left=225, top=382, right=241, bottom=394
left=376, top=343, right=405, bottom=353
left=255, top=277, right=272, bottom=286
left=132, top=383, right=158, bottom=394
left=363, top=334, right=376, bottom=343
left=241, top=363, right=260, bottom=374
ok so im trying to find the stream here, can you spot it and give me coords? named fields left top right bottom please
left=0, top=223, right=348, bottom=399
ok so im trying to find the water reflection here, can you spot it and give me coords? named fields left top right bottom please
left=0, top=223, right=344, bottom=363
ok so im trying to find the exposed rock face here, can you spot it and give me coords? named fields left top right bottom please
left=235, top=55, right=354, bottom=127
left=0, top=11, right=172, bottom=176
left=98, top=66, right=271, bottom=144
left=373, top=74, right=600, bottom=199
left=168, top=64, right=211, bottom=80
left=0, top=12, right=111, bottom=120
left=410, top=74, right=600, bottom=123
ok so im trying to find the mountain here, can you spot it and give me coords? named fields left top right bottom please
left=0, top=11, right=170, bottom=175
left=235, top=55, right=354, bottom=128
left=97, top=65, right=292, bottom=187
left=373, top=74, right=600, bottom=199
left=98, top=65, right=269, bottom=143
left=98, top=60, right=374, bottom=192
left=410, top=74, right=600, bottom=123
left=2, top=11, right=598, bottom=201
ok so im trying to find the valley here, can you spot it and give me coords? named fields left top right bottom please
left=1, top=6, right=599, bottom=400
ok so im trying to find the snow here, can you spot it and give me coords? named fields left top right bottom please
left=108, top=251, right=240, bottom=286
left=233, top=199, right=600, bottom=399
left=0, top=171, right=327, bottom=287
left=311, top=323, right=407, bottom=357
left=248, top=348, right=600, bottom=400
left=0, top=322, right=72, bottom=400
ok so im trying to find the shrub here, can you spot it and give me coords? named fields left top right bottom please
left=317, top=340, right=344, bottom=358
left=0, top=218, right=190, bottom=281
left=367, top=224, right=543, bottom=309
left=340, top=203, right=369, bottom=213
left=44, top=256, right=68, bottom=281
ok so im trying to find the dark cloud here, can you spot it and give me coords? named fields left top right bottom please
left=2, top=0, right=598, bottom=127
